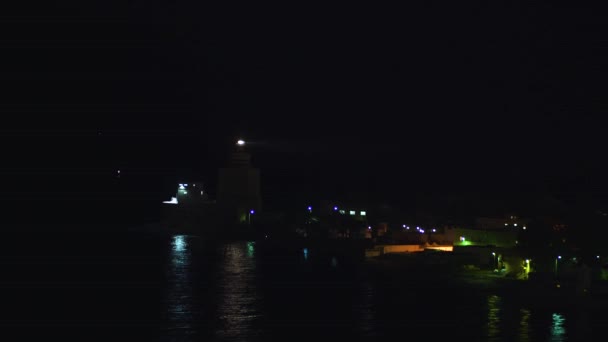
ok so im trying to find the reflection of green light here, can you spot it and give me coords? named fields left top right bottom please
left=487, top=295, right=501, bottom=339
left=519, top=308, right=530, bottom=341
left=246, top=241, right=255, bottom=257
left=551, top=313, right=566, bottom=338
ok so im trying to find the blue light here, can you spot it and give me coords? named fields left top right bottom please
left=250, top=210, right=255, bottom=214
left=333, top=206, right=338, bottom=211
left=307, top=206, right=312, bottom=211
left=303, top=248, right=309, bottom=260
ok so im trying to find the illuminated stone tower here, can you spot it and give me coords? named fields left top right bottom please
left=217, top=140, right=262, bottom=224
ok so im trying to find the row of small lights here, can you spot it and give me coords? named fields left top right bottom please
left=402, top=224, right=436, bottom=233
left=306, top=206, right=367, bottom=216
left=505, top=222, right=527, bottom=230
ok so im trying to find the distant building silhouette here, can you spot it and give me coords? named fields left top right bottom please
left=217, top=141, right=262, bottom=224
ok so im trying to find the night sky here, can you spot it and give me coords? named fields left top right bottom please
left=3, top=2, right=608, bottom=224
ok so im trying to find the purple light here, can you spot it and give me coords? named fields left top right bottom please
left=368, top=226, right=371, bottom=230
left=307, top=206, right=312, bottom=211
left=250, top=210, right=255, bottom=214
left=333, top=206, right=338, bottom=211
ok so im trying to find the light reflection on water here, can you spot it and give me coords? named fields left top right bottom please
left=166, top=235, right=194, bottom=332
left=551, top=312, right=566, bottom=341
left=519, top=308, right=531, bottom=342
left=215, top=242, right=262, bottom=341
left=487, top=294, right=501, bottom=340
left=160, top=240, right=602, bottom=341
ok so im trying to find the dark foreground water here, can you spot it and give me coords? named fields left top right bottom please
left=1, top=233, right=606, bottom=341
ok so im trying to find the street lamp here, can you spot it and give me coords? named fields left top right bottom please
left=492, top=252, right=496, bottom=269
left=555, top=255, right=561, bottom=275
left=248, top=209, right=255, bottom=224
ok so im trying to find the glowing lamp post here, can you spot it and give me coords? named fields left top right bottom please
left=248, top=209, right=255, bottom=225
left=555, top=255, right=562, bottom=276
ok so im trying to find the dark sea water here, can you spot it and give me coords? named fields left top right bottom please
left=2, top=233, right=606, bottom=341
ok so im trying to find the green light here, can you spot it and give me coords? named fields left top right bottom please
left=247, top=241, right=255, bottom=257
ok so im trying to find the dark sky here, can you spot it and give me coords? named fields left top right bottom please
left=3, top=2, right=608, bottom=221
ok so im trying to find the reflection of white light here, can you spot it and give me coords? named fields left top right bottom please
left=163, top=197, right=178, bottom=204
left=173, top=235, right=186, bottom=252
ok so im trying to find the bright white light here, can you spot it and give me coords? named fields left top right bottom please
left=597, top=255, right=600, bottom=259
left=460, top=236, right=465, bottom=242
left=250, top=210, right=255, bottom=214
left=525, top=259, right=530, bottom=263
left=514, top=223, right=518, bottom=227
left=558, top=256, right=562, bottom=259
left=492, top=252, right=496, bottom=256
left=183, top=191, right=188, bottom=195
left=163, top=197, right=178, bottom=204
left=504, top=223, right=508, bottom=226
left=403, top=224, right=406, bottom=228
left=432, top=229, right=436, bottom=232
left=237, top=139, right=245, bottom=146
left=360, top=211, right=366, bottom=216
left=334, top=206, right=338, bottom=211
left=349, top=211, right=355, bottom=216
left=307, top=206, right=312, bottom=211
left=523, top=226, right=527, bottom=230
left=419, top=229, right=425, bottom=233
left=172, top=235, right=186, bottom=252
left=339, top=210, right=345, bottom=215
left=368, top=226, right=371, bottom=230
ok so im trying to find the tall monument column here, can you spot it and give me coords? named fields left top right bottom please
left=217, top=139, right=262, bottom=224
